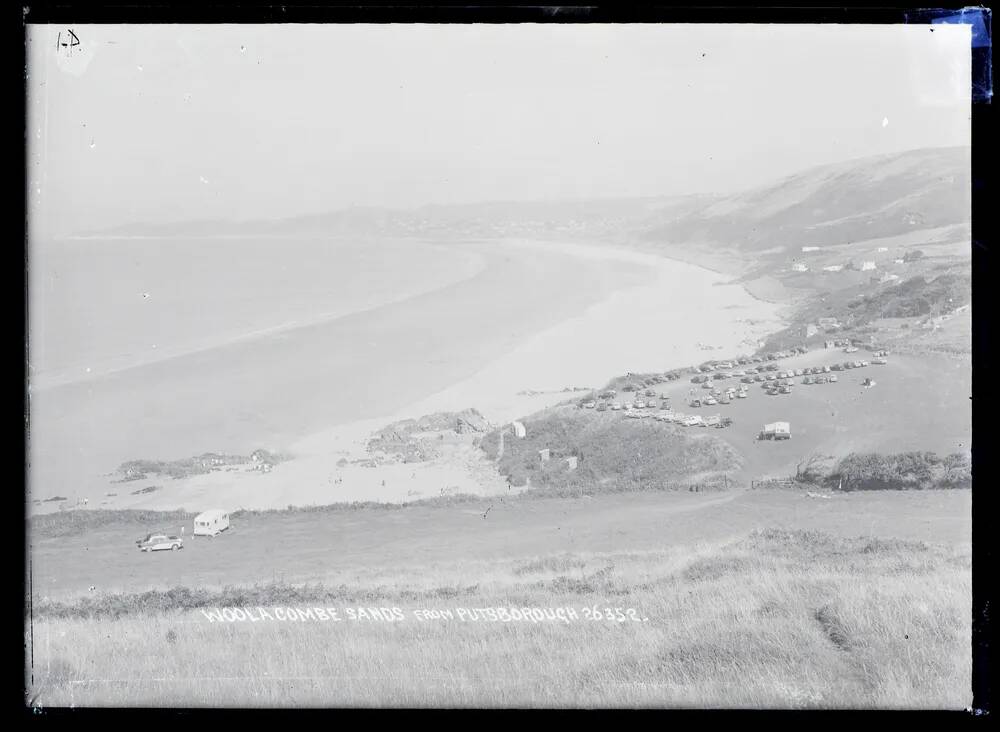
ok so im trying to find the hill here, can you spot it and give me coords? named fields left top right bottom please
left=82, top=148, right=969, bottom=252
left=636, top=147, right=971, bottom=255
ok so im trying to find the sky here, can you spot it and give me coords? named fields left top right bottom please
left=26, top=23, right=971, bottom=237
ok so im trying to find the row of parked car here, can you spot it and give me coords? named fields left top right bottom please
left=696, top=347, right=808, bottom=374
left=628, top=410, right=734, bottom=429
left=588, top=398, right=670, bottom=412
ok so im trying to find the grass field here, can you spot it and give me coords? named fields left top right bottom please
left=26, top=526, right=971, bottom=708
left=505, top=349, right=970, bottom=489
left=25, top=488, right=971, bottom=708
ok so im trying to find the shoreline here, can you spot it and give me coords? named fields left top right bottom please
left=35, top=237, right=787, bottom=516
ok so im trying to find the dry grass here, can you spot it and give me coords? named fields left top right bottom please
left=25, top=529, right=971, bottom=708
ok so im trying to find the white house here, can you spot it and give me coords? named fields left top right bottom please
left=861, top=261, right=877, bottom=271
left=802, top=246, right=821, bottom=252
left=806, top=324, right=819, bottom=338
left=822, top=264, right=844, bottom=273
left=876, top=247, right=889, bottom=253
left=538, top=449, right=550, bottom=463
left=791, top=262, right=809, bottom=272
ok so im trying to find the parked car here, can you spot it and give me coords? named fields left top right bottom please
left=831, top=363, right=843, bottom=371
left=704, top=397, right=718, bottom=405
left=137, top=534, right=184, bottom=552
left=736, top=390, right=748, bottom=399
left=596, top=402, right=608, bottom=412
left=872, top=357, right=888, bottom=365
left=803, top=376, right=814, bottom=385
left=828, top=375, right=838, bottom=382
left=583, top=401, right=596, bottom=409
left=844, top=346, right=859, bottom=353
left=705, top=415, right=721, bottom=427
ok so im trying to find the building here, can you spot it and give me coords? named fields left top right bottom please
left=822, top=264, right=844, bottom=273
left=818, top=317, right=841, bottom=329
left=802, top=246, right=821, bottom=252
left=877, top=247, right=889, bottom=253
left=791, top=262, right=809, bottom=272
left=564, top=456, right=578, bottom=471
left=824, top=340, right=837, bottom=349
left=510, top=421, right=526, bottom=438
left=894, top=258, right=905, bottom=264
left=806, top=324, right=819, bottom=338
left=538, top=449, right=550, bottom=463
left=861, top=261, right=877, bottom=271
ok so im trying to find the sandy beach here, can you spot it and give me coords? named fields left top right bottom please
left=28, top=238, right=782, bottom=514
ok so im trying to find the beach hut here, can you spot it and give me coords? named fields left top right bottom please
left=193, top=509, right=230, bottom=537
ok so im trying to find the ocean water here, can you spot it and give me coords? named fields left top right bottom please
left=27, top=236, right=652, bottom=503
left=28, top=237, right=485, bottom=388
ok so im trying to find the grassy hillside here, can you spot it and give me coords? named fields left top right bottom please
left=482, top=406, right=742, bottom=493
left=759, top=264, right=971, bottom=354
left=26, top=528, right=971, bottom=708
left=638, top=147, right=970, bottom=254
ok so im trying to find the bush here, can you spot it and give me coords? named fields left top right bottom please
left=826, top=451, right=970, bottom=491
